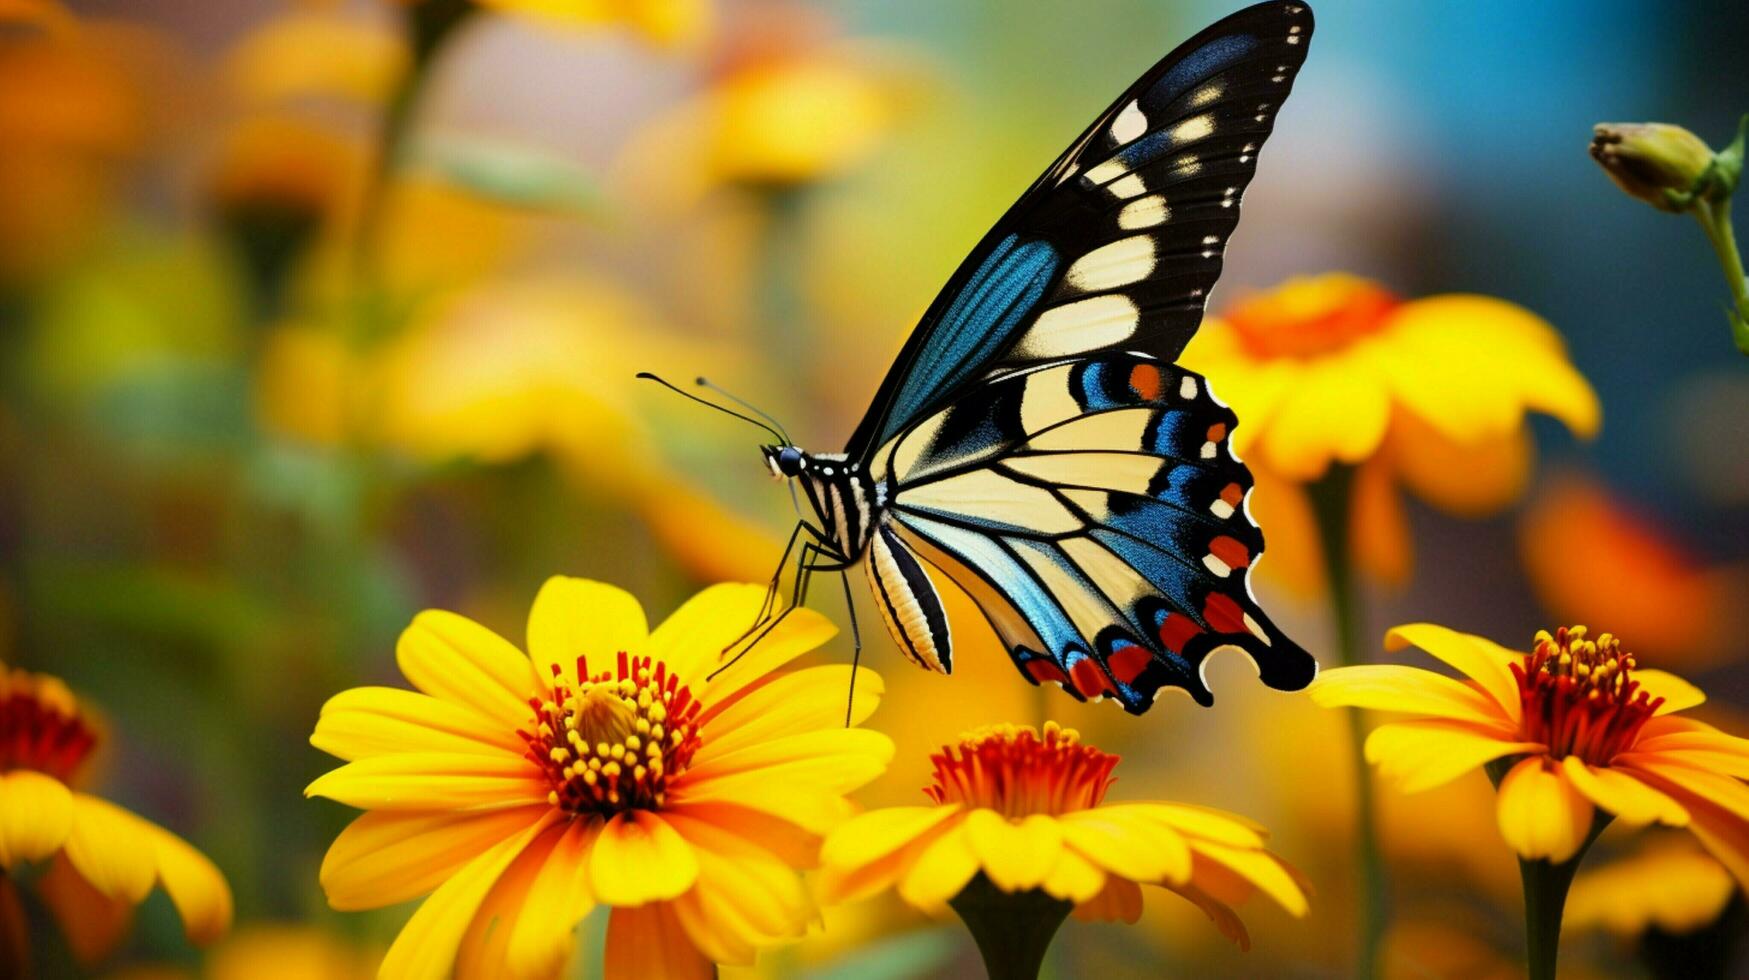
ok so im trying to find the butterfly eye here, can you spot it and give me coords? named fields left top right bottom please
left=777, top=447, right=805, bottom=476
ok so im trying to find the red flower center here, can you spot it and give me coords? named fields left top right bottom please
left=1226, top=275, right=1400, bottom=359
left=1514, top=625, right=1661, bottom=765
left=0, top=669, right=97, bottom=783
left=521, top=652, right=703, bottom=816
left=925, top=722, right=1118, bottom=817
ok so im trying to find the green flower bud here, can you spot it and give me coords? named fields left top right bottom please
left=1590, top=122, right=1718, bottom=212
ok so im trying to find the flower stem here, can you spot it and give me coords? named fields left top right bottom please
left=1515, top=820, right=1611, bottom=980
left=1692, top=196, right=1749, bottom=356
left=947, top=874, right=1073, bottom=980
left=1308, top=463, right=1386, bottom=980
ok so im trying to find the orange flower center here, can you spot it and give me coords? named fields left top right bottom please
left=1226, top=274, right=1400, bottom=358
left=924, top=722, right=1118, bottom=818
left=521, top=652, right=703, bottom=816
left=0, top=669, right=96, bottom=782
left=1514, top=625, right=1661, bottom=765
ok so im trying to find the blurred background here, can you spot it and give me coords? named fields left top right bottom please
left=4, top=0, right=1748, bottom=975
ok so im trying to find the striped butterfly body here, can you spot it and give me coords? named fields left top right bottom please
left=750, top=1, right=1318, bottom=714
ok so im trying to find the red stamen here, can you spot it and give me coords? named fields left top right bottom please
left=1513, top=626, right=1660, bottom=765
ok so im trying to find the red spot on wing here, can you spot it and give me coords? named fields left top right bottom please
left=1219, top=482, right=1245, bottom=507
left=1108, top=644, right=1153, bottom=685
left=1128, top=364, right=1164, bottom=401
left=1024, top=658, right=1069, bottom=685
left=1202, top=593, right=1248, bottom=635
left=1070, top=658, right=1114, bottom=698
left=1157, top=612, right=1205, bottom=653
left=1206, top=422, right=1228, bottom=442
left=1208, top=535, right=1251, bottom=570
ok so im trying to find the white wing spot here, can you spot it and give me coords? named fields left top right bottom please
left=1118, top=195, right=1170, bottom=230
left=1015, top=294, right=1140, bottom=357
left=1066, top=236, right=1157, bottom=292
left=1244, top=613, right=1272, bottom=645
left=1188, top=82, right=1224, bottom=108
left=1200, top=440, right=1218, bottom=460
left=1171, top=114, right=1215, bottom=143
left=1108, top=173, right=1148, bottom=199
left=1179, top=376, right=1198, bottom=399
left=1209, top=498, right=1236, bottom=520
left=1202, top=553, right=1233, bottom=578
left=1110, top=100, right=1147, bottom=145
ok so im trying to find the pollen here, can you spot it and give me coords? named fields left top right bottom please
left=0, top=668, right=98, bottom=783
left=520, top=651, right=703, bottom=815
left=1514, top=625, right=1662, bottom=765
left=924, top=721, right=1118, bottom=817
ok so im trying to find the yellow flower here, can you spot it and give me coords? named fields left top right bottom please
left=1312, top=623, right=1749, bottom=875
left=306, top=577, right=893, bottom=979
left=1566, top=833, right=1736, bottom=937
left=223, top=7, right=407, bottom=108
left=1181, top=274, right=1600, bottom=591
left=0, top=666, right=232, bottom=970
left=391, top=0, right=707, bottom=47
left=818, top=722, right=1308, bottom=951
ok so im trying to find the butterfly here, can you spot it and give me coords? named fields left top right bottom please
left=654, top=0, right=1317, bottom=714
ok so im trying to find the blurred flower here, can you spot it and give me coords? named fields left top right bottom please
left=1566, top=834, right=1735, bottom=937
left=105, top=924, right=383, bottom=980
left=1519, top=475, right=1748, bottom=670
left=464, top=0, right=709, bottom=47
left=307, top=577, right=892, bottom=979
left=254, top=323, right=363, bottom=446
left=1380, top=917, right=1519, bottom=980
left=820, top=723, right=1308, bottom=954
left=1312, top=623, right=1749, bottom=875
left=1590, top=121, right=1733, bottom=213
left=1182, top=274, right=1599, bottom=591
left=222, top=8, right=407, bottom=109
left=0, top=665, right=231, bottom=969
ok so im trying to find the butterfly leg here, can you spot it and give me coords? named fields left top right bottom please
left=722, top=519, right=831, bottom=655
left=710, top=541, right=852, bottom=682
left=838, top=569, right=862, bottom=727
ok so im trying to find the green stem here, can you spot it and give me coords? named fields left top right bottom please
left=1307, top=464, right=1386, bottom=980
left=947, top=874, right=1073, bottom=980
left=1692, top=196, right=1749, bottom=356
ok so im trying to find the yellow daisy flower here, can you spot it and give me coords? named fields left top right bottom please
left=0, top=666, right=232, bottom=970
left=819, top=723, right=1307, bottom=960
left=1566, top=834, right=1736, bottom=937
left=307, top=577, right=893, bottom=980
left=1181, top=273, right=1600, bottom=590
left=1311, top=623, right=1749, bottom=872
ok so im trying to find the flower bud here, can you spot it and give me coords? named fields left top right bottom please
left=1590, top=122, right=1718, bottom=212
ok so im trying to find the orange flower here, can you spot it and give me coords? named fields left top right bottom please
left=1313, top=623, right=1749, bottom=877
left=307, top=577, right=893, bottom=979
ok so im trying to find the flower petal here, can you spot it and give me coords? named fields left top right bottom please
left=305, top=752, right=549, bottom=812
left=397, top=610, right=539, bottom=730
left=648, top=582, right=774, bottom=686
left=1165, top=880, right=1251, bottom=949
left=897, top=822, right=978, bottom=911
left=378, top=814, right=557, bottom=980
left=311, top=686, right=525, bottom=761
left=1495, top=757, right=1595, bottom=863
left=604, top=904, right=713, bottom=980
left=63, top=794, right=156, bottom=904
left=819, top=804, right=961, bottom=876
left=668, top=729, right=892, bottom=833
left=1558, top=757, right=1687, bottom=827
left=1614, top=757, right=1749, bottom=824
left=1365, top=719, right=1541, bottom=794
left=694, top=665, right=883, bottom=764
left=664, top=810, right=812, bottom=945
left=506, top=819, right=600, bottom=980
left=1072, top=875, right=1143, bottom=924
left=1039, top=846, right=1106, bottom=904
left=1386, top=410, right=1533, bottom=518
left=1115, top=803, right=1265, bottom=849
left=695, top=605, right=838, bottom=706
left=0, top=770, right=72, bottom=868
left=141, top=820, right=233, bottom=945
left=455, top=822, right=563, bottom=980
left=1384, top=623, right=1524, bottom=724
left=527, top=576, right=648, bottom=681
left=1253, top=354, right=1392, bottom=480
left=1058, top=807, right=1191, bottom=885
left=1183, top=840, right=1308, bottom=917
left=1309, top=664, right=1511, bottom=727
left=37, top=853, right=133, bottom=966
left=320, top=806, right=551, bottom=911
left=590, top=810, right=698, bottom=906
left=962, top=810, right=1063, bottom=892
left=1634, top=669, right=1706, bottom=716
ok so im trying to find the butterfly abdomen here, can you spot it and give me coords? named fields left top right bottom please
left=865, top=522, right=953, bottom=674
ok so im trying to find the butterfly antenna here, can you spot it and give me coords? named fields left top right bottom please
left=696, top=377, right=792, bottom=445
left=636, top=372, right=787, bottom=444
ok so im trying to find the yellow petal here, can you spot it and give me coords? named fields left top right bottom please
left=1495, top=757, right=1595, bottom=863
left=961, top=810, right=1063, bottom=892
left=456, top=822, right=564, bottom=980
left=506, top=819, right=600, bottom=980
left=603, top=904, right=714, bottom=980
left=379, top=814, right=558, bottom=980
left=819, top=804, right=961, bottom=875
left=1628, top=781, right=1749, bottom=893
left=526, top=576, right=648, bottom=682
left=1309, top=664, right=1511, bottom=727
left=1386, top=412, right=1532, bottom=517
left=1365, top=720, right=1541, bottom=794
left=1559, top=757, right=1687, bottom=827
left=1184, top=840, right=1308, bottom=917
left=1072, top=874, right=1143, bottom=924
left=1615, top=757, right=1749, bottom=824
left=142, top=820, right=233, bottom=945
left=305, top=752, right=549, bottom=812
left=37, top=853, right=134, bottom=966
left=660, top=800, right=818, bottom=870
left=1635, top=669, right=1706, bottom=716
left=896, top=822, right=978, bottom=911
left=1253, top=354, right=1392, bottom=480
left=0, top=770, right=73, bottom=868
left=663, top=810, right=812, bottom=943
left=320, top=806, right=550, bottom=911
left=1039, top=846, right=1106, bottom=904
left=312, top=686, right=524, bottom=761
left=397, top=610, right=539, bottom=730
left=669, top=730, right=892, bottom=833
left=590, top=810, right=698, bottom=906
left=1058, top=807, right=1191, bottom=884
left=1117, top=803, right=1265, bottom=849
left=63, top=794, right=156, bottom=904
left=1350, top=453, right=1413, bottom=586
left=1634, top=720, right=1749, bottom=779
left=694, top=665, right=883, bottom=764
left=693, top=605, right=839, bottom=706
left=1384, top=623, right=1525, bottom=724
left=648, top=582, right=775, bottom=686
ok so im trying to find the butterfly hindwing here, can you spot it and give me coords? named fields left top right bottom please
left=849, top=0, right=1314, bottom=465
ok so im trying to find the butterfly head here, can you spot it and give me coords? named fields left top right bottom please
left=762, top=445, right=807, bottom=481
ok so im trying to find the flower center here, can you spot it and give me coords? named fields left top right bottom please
left=0, top=668, right=97, bottom=783
left=521, top=651, right=703, bottom=816
left=924, top=722, right=1118, bottom=818
left=1514, top=625, right=1661, bottom=765
left=1226, top=274, right=1399, bottom=359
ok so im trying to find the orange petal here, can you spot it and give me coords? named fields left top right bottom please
left=1072, top=874, right=1143, bottom=924
left=455, top=821, right=564, bottom=980
left=1495, top=757, right=1594, bottom=863
left=396, top=610, right=539, bottom=730
left=320, top=806, right=551, bottom=911
left=506, top=819, right=601, bottom=980
left=1350, top=453, right=1413, bottom=586
left=589, top=810, right=698, bottom=906
left=526, top=576, right=648, bottom=682
left=603, top=904, right=713, bottom=980
left=1165, top=880, right=1251, bottom=949
left=37, top=853, right=134, bottom=966
left=1385, top=411, right=1532, bottom=517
